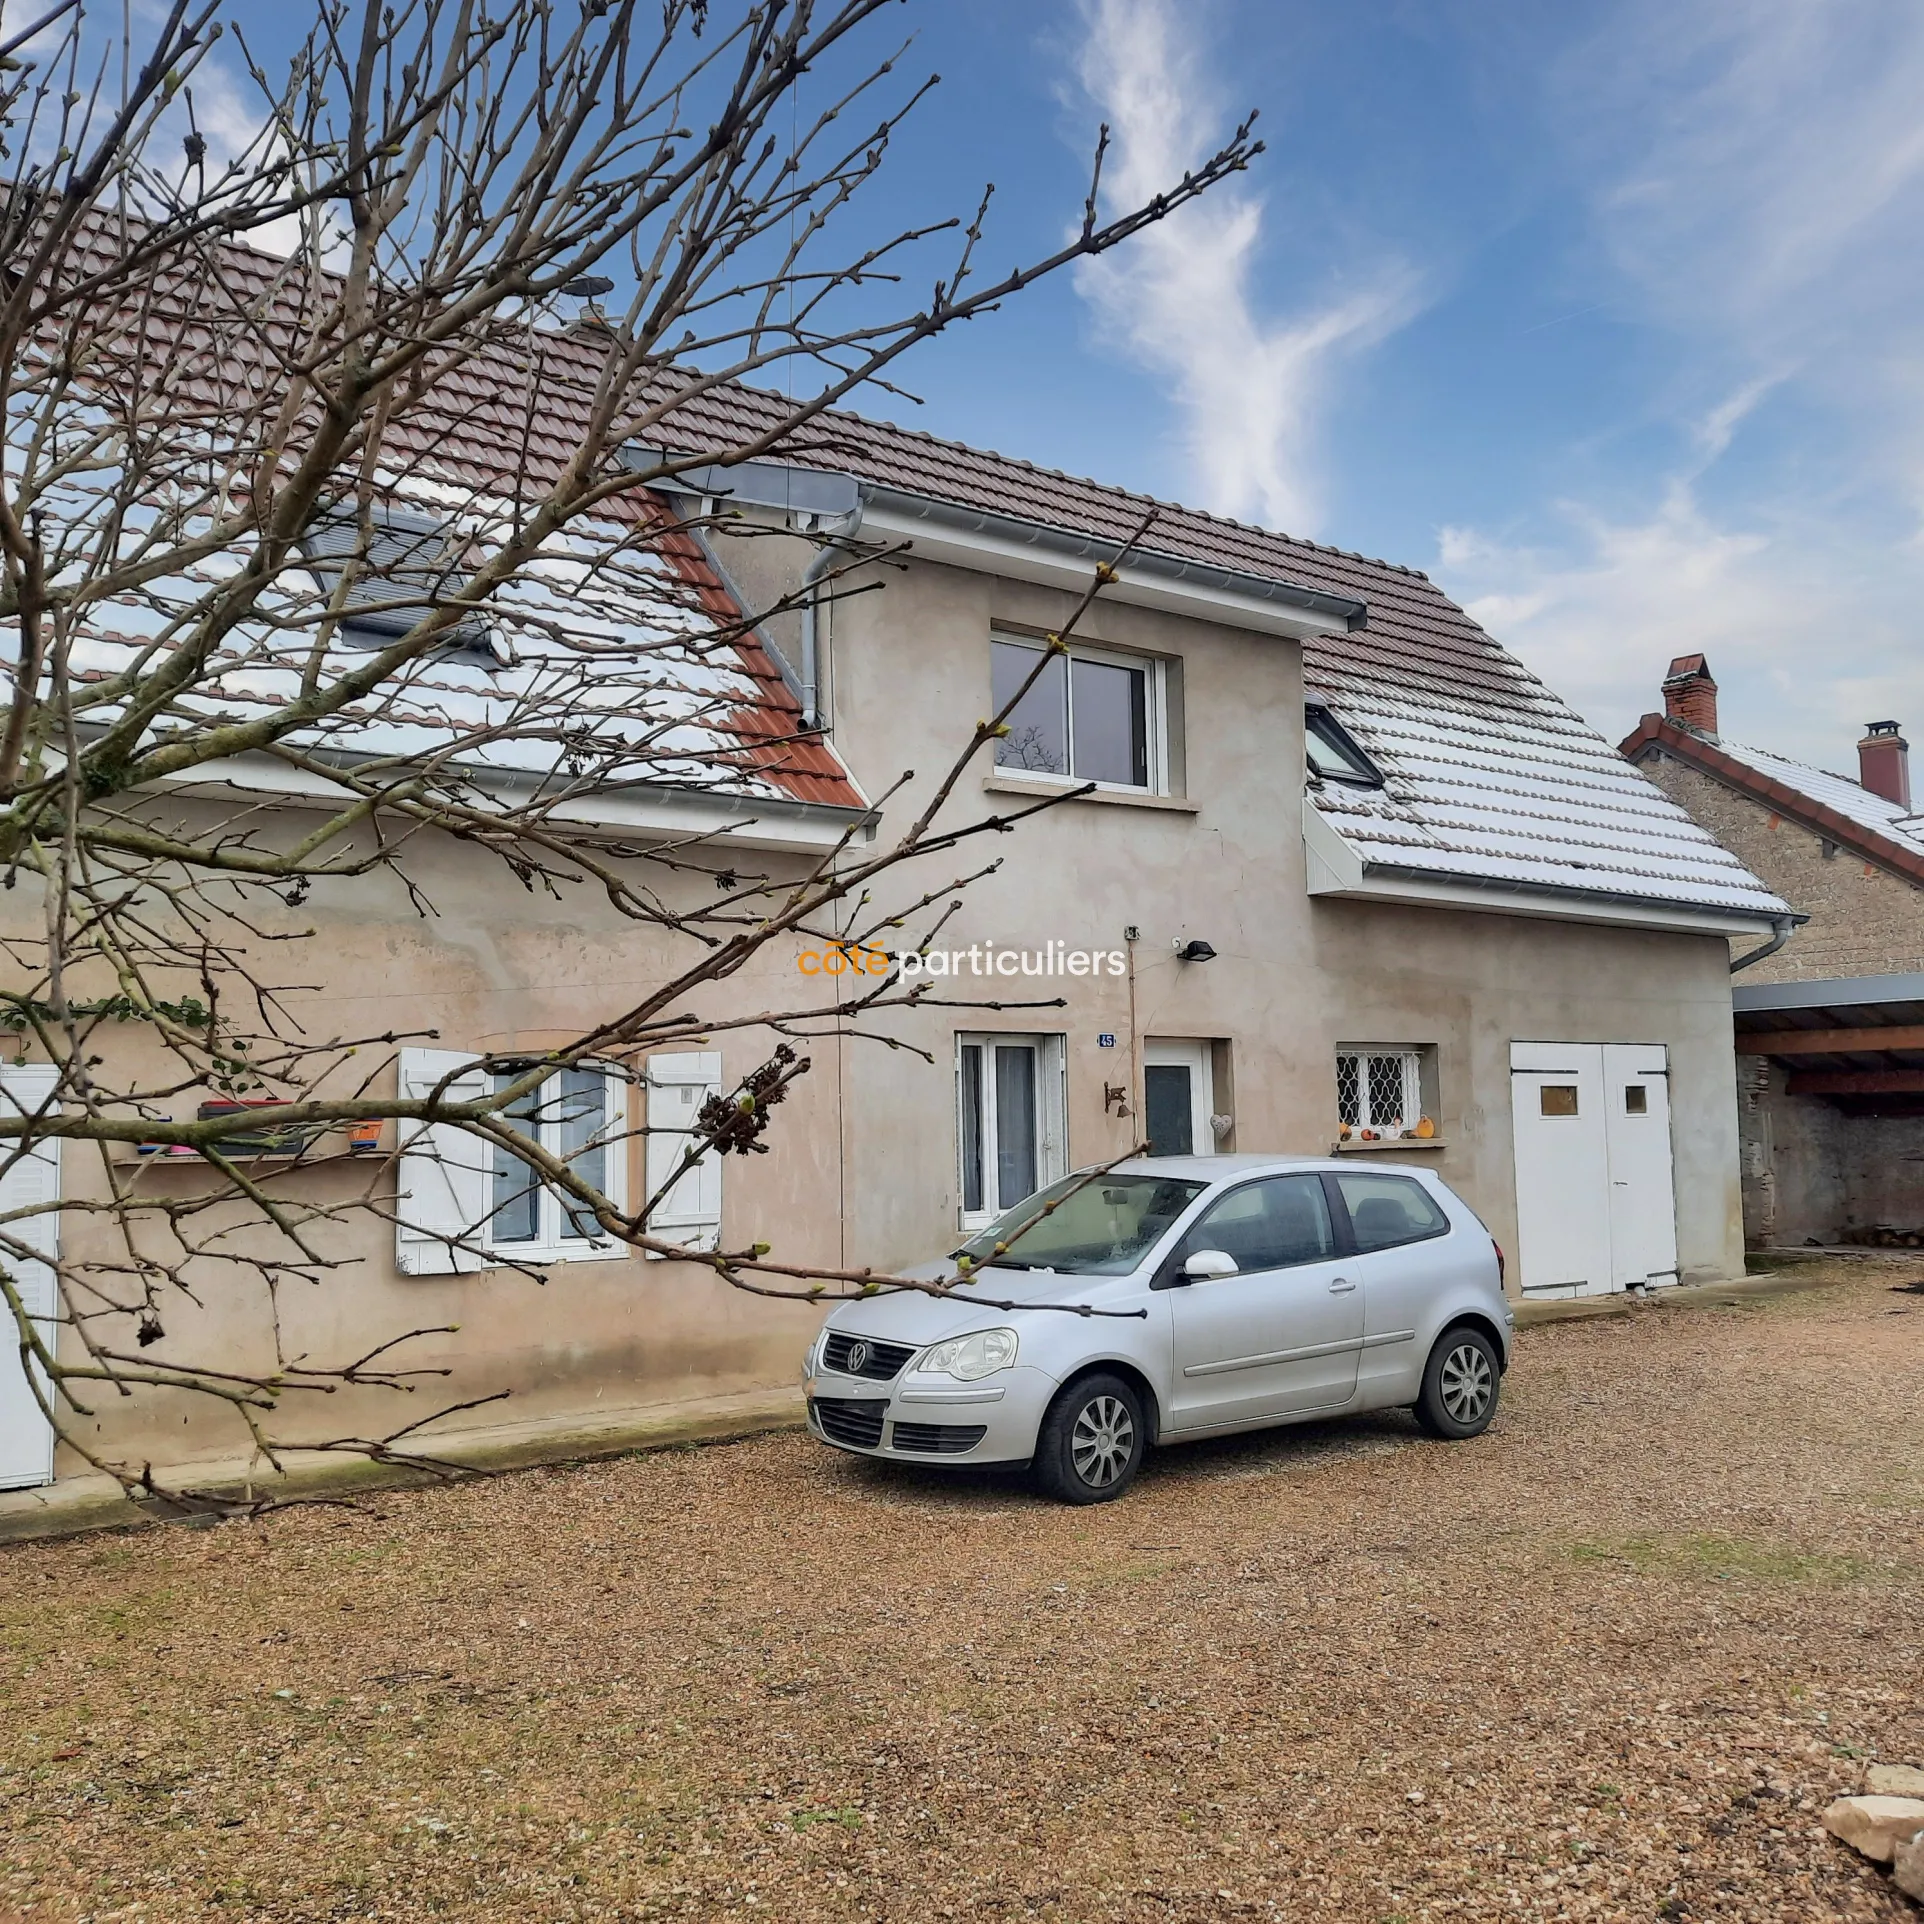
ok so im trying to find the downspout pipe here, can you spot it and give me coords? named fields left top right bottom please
left=1730, top=914, right=1798, bottom=974
left=798, top=508, right=863, bottom=732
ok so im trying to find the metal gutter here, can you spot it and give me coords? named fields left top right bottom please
left=632, top=446, right=1369, bottom=634
left=1345, top=858, right=1799, bottom=936
left=857, top=484, right=1369, bottom=632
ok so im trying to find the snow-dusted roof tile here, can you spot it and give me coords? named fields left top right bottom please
left=1715, top=740, right=1924, bottom=860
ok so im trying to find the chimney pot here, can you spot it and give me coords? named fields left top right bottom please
left=1858, top=720, right=1911, bottom=810
left=1661, top=653, right=1718, bottom=737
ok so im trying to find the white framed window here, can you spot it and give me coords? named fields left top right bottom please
left=956, top=1032, right=1067, bottom=1230
left=990, top=633, right=1167, bottom=793
left=1305, top=703, right=1384, bottom=787
left=488, top=1065, right=629, bottom=1262
left=1336, top=1047, right=1422, bottom=1134
left=395, top=1049, right=632, bottom=1273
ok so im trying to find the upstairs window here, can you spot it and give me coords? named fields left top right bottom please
left=991, top=635, right=1163, bottom=792
left=300, top=504, right=496, bottom=656
left=1306, top=703, right=1383, bottom=787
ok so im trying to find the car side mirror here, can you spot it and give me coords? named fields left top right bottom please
left=1183, top=1249, right=1238, bottom=1282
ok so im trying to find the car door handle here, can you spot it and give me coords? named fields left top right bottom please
left=1329, top=1277, right=1357, bottom=1293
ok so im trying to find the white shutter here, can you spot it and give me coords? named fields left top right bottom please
left=645, top=1051, right=723, bottom=1257
left=0, top=1064, right=59, bottom=1488
left=395, top=1047, right=491, bottom=1276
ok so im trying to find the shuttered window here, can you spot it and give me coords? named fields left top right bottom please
left=394, top=1048, right=631, bottom=1272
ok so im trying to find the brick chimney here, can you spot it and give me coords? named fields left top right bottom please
left=1858, top=720, right=1911, bottom=809
left=1661, top=653, right=1719, bottom=736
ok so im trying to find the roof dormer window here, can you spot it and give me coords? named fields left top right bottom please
left=1306, top=703, right=1383, bottom=787
left=299, top=504, right=497, bottom=657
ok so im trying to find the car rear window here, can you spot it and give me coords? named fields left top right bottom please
left=1335, top=1172, right=1450, bottom=1252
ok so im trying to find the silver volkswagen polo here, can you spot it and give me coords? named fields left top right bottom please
left=804, top=1154, right=1515, bottom=1503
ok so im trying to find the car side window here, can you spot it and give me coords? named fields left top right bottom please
left=1178, top=1175, right=1336, bottom=1273
left=1334, top=1172, right=1449, bottom=1252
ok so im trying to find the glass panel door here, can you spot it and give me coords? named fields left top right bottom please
left=956, top=1033, right=1066, bottom=1229
left=1144, top=1064, right=1194, bottom=1156
left=993, top=1044, right=1038, bottom=1208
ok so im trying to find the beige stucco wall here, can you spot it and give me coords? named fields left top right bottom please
left=767, top=534, right=1747, bottom=1289
left=14, top=813, right=844, bottom=1479
left=14, top=528, right=1752, bottom=1484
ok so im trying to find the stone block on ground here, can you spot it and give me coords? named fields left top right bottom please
left=1870, top=1765, right=1924, bottom=1799
left=1894, top=1832, right=1924, bottom=1905
left=1822, top=1796, right=1924, bottom=1864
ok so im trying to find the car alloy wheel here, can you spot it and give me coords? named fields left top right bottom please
left=1070, top=1393, right=1135, bottom=1488
left=1415, top=1323, right=1501, bottom=1440
left=1438, top=1341, right=1493, bottom=1424
left=1036, top=1372, right=1147, bottom=1504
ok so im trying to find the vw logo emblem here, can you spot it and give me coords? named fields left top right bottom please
left=845, top=1341, right=869, bottom=1374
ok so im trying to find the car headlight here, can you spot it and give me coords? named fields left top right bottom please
left=912, top=1327, right=1018, bottom=1381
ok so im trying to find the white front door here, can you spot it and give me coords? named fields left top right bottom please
left=0, top=1065, right=60, bottom=1490
left=1604, top=1044, right=1679, bottom=1289
left=1509, top=1041, right=1677, bottom=1298
left=1143, top=1038, right=1214, bottom=1158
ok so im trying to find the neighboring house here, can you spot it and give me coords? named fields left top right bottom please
left=1621, top=657, right=1924, bottom=1248
left=0, top=276, right=1796, bottom=1497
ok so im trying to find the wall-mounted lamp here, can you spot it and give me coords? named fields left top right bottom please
left=1173, top=938, right=1217, bottom=963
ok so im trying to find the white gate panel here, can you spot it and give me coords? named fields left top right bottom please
left=1604, top=1043, right=1679, bottom=1289
left=1509, top=1042, right=1612, bottom=1297
left=0, top=1065, right=60, bottom=1489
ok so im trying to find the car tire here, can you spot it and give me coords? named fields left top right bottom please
left=1033, top=1372, right=1147, bottom=1504
left=1413, top=1325, right=1501, bottom=1440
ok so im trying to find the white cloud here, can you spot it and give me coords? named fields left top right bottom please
left=1438, top=1, right=1924, bottom=763
left=1438, top=470, right=1924, bottom=761
left=1069, top=0, right=1415, bottom=535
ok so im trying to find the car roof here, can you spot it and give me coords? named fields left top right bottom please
left=1105, top=1153, right=1345, bottom=1179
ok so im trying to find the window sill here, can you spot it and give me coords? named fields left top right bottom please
left=1330, top=1136, right=1448, bottom=1153
left=983, top=773, right=1199, bottom=815
left=486, top=1240, right=633, bottom=1266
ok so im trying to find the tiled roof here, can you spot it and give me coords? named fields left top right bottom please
left=31, top=233, right=864, bottom=813
left=637, top=377, right=1789, bottom=921
left=1716, top=741, right=1924, bottom=860
left=1620, top=716, right=1924, bottom=889
left=31, top=224, right=1786, bottom=900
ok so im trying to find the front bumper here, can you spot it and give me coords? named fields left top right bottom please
left=802, top=1360, right=1059, bottom=1467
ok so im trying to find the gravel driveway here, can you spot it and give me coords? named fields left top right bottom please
left=2, top=1263, right=1920, bottom=1922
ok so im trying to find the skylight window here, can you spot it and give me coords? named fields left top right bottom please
left=1305, top=704, right=1383, bottom=787
left=299, top=504, right=496, bottom=657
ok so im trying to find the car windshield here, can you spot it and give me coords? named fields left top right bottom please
left=954, top=1173, right=1208, bottom=1276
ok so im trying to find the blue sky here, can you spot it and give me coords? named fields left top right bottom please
left=773, top=0, right=1924, bottom=768
left=130, top=0, right=1924, bottom=767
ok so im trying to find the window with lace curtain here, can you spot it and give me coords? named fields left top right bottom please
left=1335, top=1048, right=1424, bottom=1133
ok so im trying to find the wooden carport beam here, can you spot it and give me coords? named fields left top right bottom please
left=1737, top=1024, right=1924, bottom=1056
left=1784, top=1069, right=1924, bottom=1095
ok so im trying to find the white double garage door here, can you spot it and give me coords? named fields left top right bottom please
left=1510, top=1041, right=1679, bottom=1298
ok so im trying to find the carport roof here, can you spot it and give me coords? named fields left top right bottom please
left=1732, top=972, right=1924, bottom=1108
